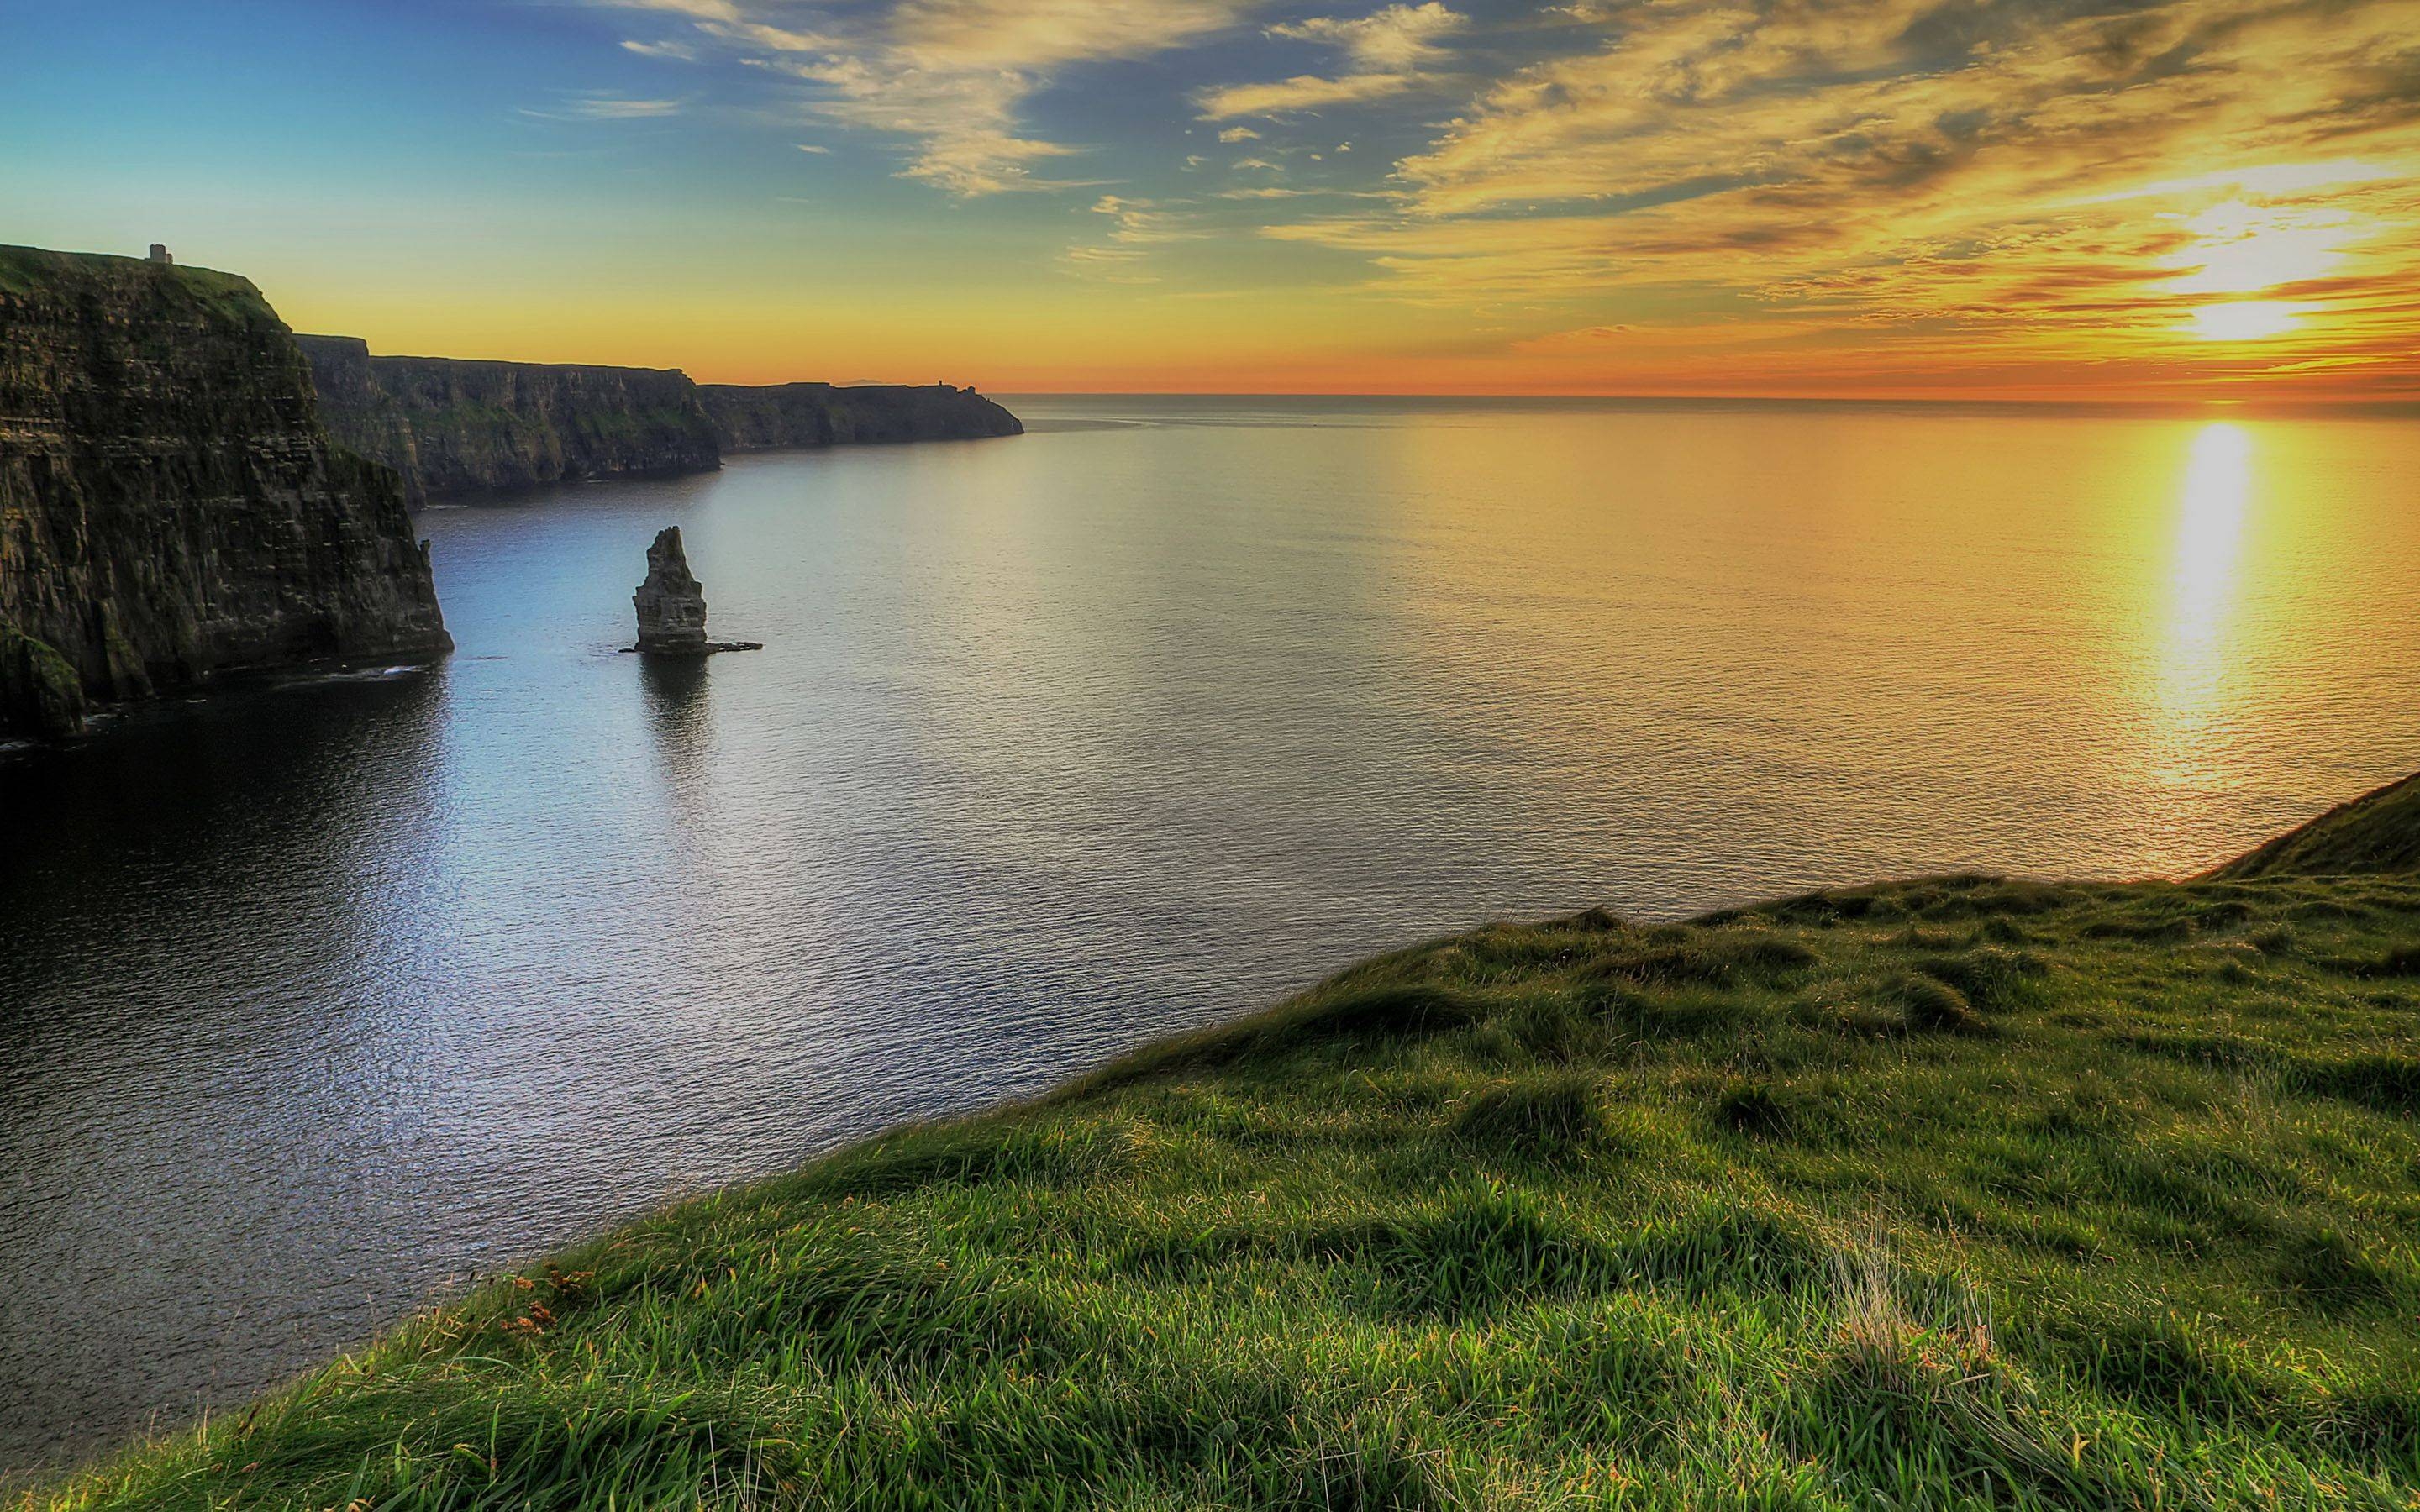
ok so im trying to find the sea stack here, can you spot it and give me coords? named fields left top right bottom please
left=633, top=528, right=709, bottom=654
left=631, top=527, right=760, bottom=655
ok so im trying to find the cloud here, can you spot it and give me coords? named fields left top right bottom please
left=520, top=92, right=686, bottom=121
left=578, top=0, right=2417, bottom=393
left=886, top=0, right=1253, bottom=71
left=620, top=39, right=698, bottom=60
left=1256, top=0, right=2420, bottom=391
left=1217, top=184, right=1374, bottom=199
left=1061, top=192, right=1205, bottom=280
left=1198, top=71, right=1419, bottom=118
left=1197, top=2, right=1465, bottom=119
left=602, top=0, right=1261, bottom=194
left=1267, top=3, right=1464, bottom=71
left=1088, top=193, right=1200, bottom=244
left=1060, top=244, right=1159, bottom=282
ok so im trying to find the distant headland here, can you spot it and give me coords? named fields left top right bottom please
left=297, top=336, right=1023, bottom=507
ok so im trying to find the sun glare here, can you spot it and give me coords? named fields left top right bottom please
left=2187, top=302, right=2303, bottom=341
left=2165, top=200, right=2359, bottom=296
left=2072, top=158, right=2398, bottom=205
left=2151, top=421, right=2256, bottom=780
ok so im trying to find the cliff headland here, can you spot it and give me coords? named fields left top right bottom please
left=35, top=774, right=2420, bottom=1506
left=0, top=248, right=448, bottom=741
left=297, top=337, right=719, bottom=508
left=699, top=380, right=1023, bottom=453
left=298, top=337, right=1022, bottom=507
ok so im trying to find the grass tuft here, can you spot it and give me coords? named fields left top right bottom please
left=1887, top=969, right=1988, bottom=1034
left=1713, top=1079, right=1798, bottom=1139
left=1454, top=1074, right=1609, bottom=1162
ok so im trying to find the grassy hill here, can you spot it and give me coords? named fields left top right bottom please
left=2218, top=773, right=2420, bottom=881
left=32, top=785, right=2420, bottom=1509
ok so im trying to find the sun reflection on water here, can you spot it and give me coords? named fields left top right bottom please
left=2150, top=422, right=2255, bottom=780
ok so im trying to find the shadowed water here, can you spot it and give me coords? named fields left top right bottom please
left=3, top=396, right=2417, bottom=1472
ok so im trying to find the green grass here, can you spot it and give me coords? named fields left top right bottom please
left=28, top=799, right=2420, bottom=1507
left=2221, top=773, right=2420, bottom=881
left=0, top=244, right=276, bottom=328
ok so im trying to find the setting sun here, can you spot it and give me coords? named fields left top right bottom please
left=2188, top=301, right=2306, bottom=342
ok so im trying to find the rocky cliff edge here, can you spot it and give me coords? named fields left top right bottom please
left=0, top=246, right=450, bottom=740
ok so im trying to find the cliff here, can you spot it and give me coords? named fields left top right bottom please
left=698, top=381, right=1023, bottom=452
left=0, top=247, right=449, bottom=741
left=297, top=336, right=723, bottom=507
left=297, top=337, right=1023, bottom=505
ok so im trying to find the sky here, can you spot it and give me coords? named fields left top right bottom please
left=4, top=0, right=2417, bottom=396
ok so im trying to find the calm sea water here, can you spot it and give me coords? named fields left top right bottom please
left=3, top=396, right=2417, bottom=1471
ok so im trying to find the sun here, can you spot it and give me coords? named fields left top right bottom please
left=2186, top=301, right=2303, bottom=341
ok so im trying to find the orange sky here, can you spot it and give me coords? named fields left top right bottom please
left=10, top=0, right=2419, bottom=397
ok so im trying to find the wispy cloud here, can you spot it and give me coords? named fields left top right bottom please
left=1198, top=71, right=1420, bottom=119
left=1268, top=3, right=1463, bottom=71
left=588, top=0, right=2419, bottom=393
left=1197, top=2, right=1465, bottom=119
left=604, top=0, right=1260, bottom=194
left=1060, top=244, right=1159, bottom=282
left=1217, top=184, right=1375, bottom=200
left=1259, top=0, right=2420, bottom=392
left=1089, top=194, right=1200, bottom=245
left=1062, top=192, right=1207, bottom=280
left=520, top=92, right=687, bottom=121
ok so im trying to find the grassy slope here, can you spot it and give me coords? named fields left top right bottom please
left=33, top=811, right=2420, bottom=1508
left=2220, top=774, right=2420, bottom=881
left=0, top=245, right=271, bottom=322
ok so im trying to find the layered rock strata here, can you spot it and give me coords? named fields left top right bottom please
left=631, top=527, right=757, bottom=655
left=297, top=337, right=722, bottom=507
left=697, top=381, right=1023, bottom=452
left=0, top=246, right=450, bottom=740
left=298, top=336, right=1023, bottom=507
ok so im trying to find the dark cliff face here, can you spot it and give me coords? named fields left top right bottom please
left=0, top=247, right=450, bottom=740
left=297, top=336, right=723, bottom=507
left=698, top=382, right=1023, bottom=453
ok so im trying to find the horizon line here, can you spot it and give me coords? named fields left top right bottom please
left=990, top=391, right=2420, bottom=416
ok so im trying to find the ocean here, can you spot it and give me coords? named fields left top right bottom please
left=3, top=395, right=2415, bottom=1469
